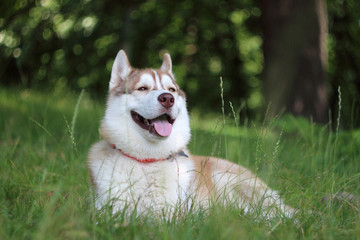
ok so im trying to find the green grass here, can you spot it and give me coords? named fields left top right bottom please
left=1, top=88, right=359, bottom=239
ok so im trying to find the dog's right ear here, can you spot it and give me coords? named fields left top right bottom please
left=160, top=53, right=172, bottom=73
left=109, top=50, right=132, bottom=91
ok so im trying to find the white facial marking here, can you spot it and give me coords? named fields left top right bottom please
left=136, top=74, right=154, bottom=89
left=161, top=75, right=176, bottom=91
left=152, top=70, right=162, bottom=90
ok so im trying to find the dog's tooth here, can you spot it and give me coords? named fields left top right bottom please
left=144, top=119, right=149, bottom=125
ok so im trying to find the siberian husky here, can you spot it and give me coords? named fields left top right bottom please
left=88, top=49, right=295, bottom=219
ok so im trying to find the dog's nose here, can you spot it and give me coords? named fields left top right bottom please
left=158, top=93, right=174, bottom=108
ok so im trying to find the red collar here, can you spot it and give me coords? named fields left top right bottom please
left=111, top=144, right=188, bottom=163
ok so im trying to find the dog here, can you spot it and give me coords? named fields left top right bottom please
left=88, top=49, right=295, bottom=219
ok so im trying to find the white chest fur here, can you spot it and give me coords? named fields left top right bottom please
left=88, top=141, right=195, bottom=216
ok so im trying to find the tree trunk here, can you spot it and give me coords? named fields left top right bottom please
left=262, top=0, right=328, bottom=123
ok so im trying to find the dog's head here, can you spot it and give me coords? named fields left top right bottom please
left=100, top=50, right=191, bottom=159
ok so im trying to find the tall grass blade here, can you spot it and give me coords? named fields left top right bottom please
left=229, top=101, right=239, bottom=127
left=29, top=117, right=58, bottom=144
left=71, top=89, right=85, bottom=137
left=66, top=89, right=85, bottom=155
left=64, top=116, right=77, bottom=155
left=336, top=86, right=342, bottom=137
left=219, top=77, right=228, bottom=159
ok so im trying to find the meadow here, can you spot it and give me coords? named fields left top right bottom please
left=1, top=88, right=359, bottom=239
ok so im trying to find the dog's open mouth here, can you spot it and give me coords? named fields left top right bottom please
left=131, top=111, right=175, bottom=137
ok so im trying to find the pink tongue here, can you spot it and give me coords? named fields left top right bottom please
left=153, top=119, right=173, bottom=137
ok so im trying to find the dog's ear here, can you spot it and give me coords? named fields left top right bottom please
left=110, top=50, right=132, bottom=91
left=160, top=53, right=172, bottom=73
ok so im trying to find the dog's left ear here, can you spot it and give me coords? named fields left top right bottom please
left=160, top=53, right=172, bottom=73
left=110, top=50, right=132, bottom=91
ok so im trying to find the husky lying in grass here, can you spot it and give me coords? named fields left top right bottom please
left=88, top=49, right=295, bottom=219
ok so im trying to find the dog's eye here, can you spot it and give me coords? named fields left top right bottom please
left=169, top=87, right=176, bottom=92
left=138, top=87, right=148, bottom=91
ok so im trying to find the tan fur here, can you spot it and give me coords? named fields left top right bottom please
left=190, top=156, right=277, bottom=208
left=192, top=155, right=214, bottom=201
left=110, top=68, right=184, bottom=96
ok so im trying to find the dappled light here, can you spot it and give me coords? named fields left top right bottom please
left=0, top=0, right=266, bottom=116
left=1, top=0, right=359, bottom=126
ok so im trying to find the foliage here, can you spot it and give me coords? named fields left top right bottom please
left=0, top=0, right=359, bottom=125
left=1, top=89, right=359, bottom=239
left=0, top=0, right=264, bottom=115
left=327, top=0, right=360, bottom=129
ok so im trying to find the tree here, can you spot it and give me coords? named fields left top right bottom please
left=261, top=0, right=329, bottom=123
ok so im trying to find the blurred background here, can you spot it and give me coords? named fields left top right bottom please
left=1, top=0, right=359, bottom=128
